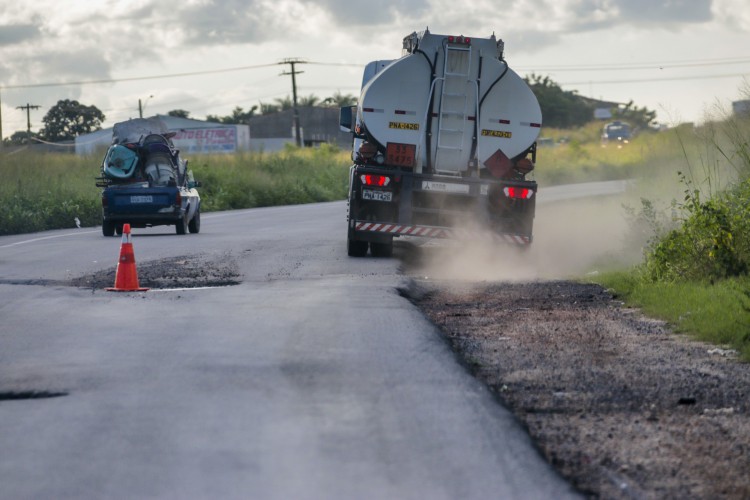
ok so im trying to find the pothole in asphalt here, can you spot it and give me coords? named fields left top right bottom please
left=71, top=253, right=241, bottom=290
left=0, top=391, right=68, bottom=401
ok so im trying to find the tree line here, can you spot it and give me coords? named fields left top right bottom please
left=2, top=77, right=656, bottom=145
left=2, top=91, right=358, bottom=146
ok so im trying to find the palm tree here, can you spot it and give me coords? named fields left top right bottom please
left=298, top=94, right=320, bottom=107
left=273, top=96, right=294, bottom=111
left=322, top=91, right=358, bottom=108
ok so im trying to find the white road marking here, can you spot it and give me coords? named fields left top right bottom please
left=0, top=230, right=99, bottom=249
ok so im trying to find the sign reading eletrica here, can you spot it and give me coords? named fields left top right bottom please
left=172, top=128, right=237, bottom=153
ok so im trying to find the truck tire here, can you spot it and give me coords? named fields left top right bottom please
left=370, top=241, right=393, bottom=258
left=102, top=220, right=115, bottom=237
left=115, top=224, right=123, bottom=236
left=347, top=235, right=368, bottom=257
left=175, top=215, right=187, bottom=235
left=188, top=207, right=201, bottom=234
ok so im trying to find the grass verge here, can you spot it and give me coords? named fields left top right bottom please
left=595, top=271, right=750, bottom=361
left=0, top=144, right=351, bottom=236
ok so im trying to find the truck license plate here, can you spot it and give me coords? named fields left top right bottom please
left=362, top=189, right=392, bottom=202
left=130, top=195, right=154, bottom=203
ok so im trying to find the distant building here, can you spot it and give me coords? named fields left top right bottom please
left=75, top=115, right=250, bottom=155
left=732, top=100, right=750, bottom=116
left=576, top=96, right=627, bottom=120
left=246, top=106, right=352, bottom=150
left=75, top=108, right=351, bottom=155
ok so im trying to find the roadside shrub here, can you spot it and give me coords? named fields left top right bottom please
left=643, top=172, right=750, bottom=283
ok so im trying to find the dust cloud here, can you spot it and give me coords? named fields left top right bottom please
left=401, top=194, right=646, bottom=282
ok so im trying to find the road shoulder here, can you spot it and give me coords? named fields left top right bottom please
left=407, top=279, right=750, bottom=499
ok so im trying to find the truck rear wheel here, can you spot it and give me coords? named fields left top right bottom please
left=370, top=240, right=393, bottom=258
left=347, top=235, right=368, bottom=257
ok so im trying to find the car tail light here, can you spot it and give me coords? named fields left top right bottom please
left=175, top=192, right=182, bottom=205
left=360, top=174, right=391, bottom=187
left=503, top=187, right=534, bottom=199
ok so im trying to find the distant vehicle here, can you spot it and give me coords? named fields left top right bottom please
left=340, top=29, right=541, bottom=257
left=601, top=121, right=632, bottom=145
left=97, top=118, right=201, bottom=236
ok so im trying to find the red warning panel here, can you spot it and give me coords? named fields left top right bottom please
left=386, top=142, right=416, bottom=167
left=484, top=148, right=512, bottom=178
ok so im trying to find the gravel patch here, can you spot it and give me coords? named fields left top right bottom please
left=407, top=278, right=750, bottom=499
left=71, top=253, right=241, bottom=289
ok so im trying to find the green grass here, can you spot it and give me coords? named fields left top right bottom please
left=189, top=144, right=350, bottom=211
left=0, top=150, right=103, bottom=235
left=595, top=271, right=750, bottom=361
left=0, top=144, right=351, bottom=235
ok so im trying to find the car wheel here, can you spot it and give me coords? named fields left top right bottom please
left=175, top=215, right=187, bottom=235
left=115, top=224, right=123, bottom=236
left=102, top=220, right=115, bottom=237
left=188, top=207, right=201, bottom=234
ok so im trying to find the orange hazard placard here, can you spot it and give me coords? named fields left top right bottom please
left=386, top=142, right=416, bottom=167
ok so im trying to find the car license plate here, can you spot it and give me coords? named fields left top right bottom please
left=362, top=189, right=392, bottom=202
left=130, top=195, right=153, bottom=203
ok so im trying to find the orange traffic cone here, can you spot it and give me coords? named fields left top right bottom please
left=106, top=224, right=149, bottom=292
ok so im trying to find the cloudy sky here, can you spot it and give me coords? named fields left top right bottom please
left=1, top=0, right=748, bottom=138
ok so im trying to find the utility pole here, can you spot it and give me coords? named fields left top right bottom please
left=0, top=89, right=4, bottom=151
left=138, top=95, right=154, bottom=119
left=280, top=58, right=307, bottom=147
left=17, top=103, right=41, bottom=135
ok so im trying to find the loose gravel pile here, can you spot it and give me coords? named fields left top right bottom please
left=71, top=253, right=240, bottom=289
left=409, top=279, right=750, bottom=499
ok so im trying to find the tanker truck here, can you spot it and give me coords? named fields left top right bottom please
left=340, top=29, right=542, bottom=257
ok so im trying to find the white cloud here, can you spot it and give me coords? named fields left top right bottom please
left=713, top=0, right=750, bottom=30
left=0, top=0, right=747, bottom=135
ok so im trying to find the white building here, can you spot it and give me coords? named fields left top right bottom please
left=75, top=115, right=250, bottom=155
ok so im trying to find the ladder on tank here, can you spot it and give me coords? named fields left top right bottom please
left=434, top=44, right=474, bottom=174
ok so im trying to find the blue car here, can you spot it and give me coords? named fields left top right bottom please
left=98, top=118, right=201, bottom=236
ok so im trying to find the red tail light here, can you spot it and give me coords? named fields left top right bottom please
left=503, top=187, right=534, bottom=199
left=175, top=192, right=182, bottom=205
left=447, top=36, right=471, bottom=45
left=360, top=174, right=391, bottom=187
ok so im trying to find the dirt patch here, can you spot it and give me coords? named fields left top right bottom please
left=406, top=277, right=750, bottom=499
left=71, top=253, right=241, bottom=289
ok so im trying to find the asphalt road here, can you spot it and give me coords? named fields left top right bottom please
left=0, top=201, right=581, bottom=499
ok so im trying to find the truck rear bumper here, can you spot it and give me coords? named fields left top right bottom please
left=349, top=165, right=536, bottom=245
left=352, top=220, right=532, bottom=245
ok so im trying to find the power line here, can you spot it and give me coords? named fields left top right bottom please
left=1, top=54, right=746, bottom=91
left=516, top=56, right=750, bottom=72
left=0, top=60, right=364, bottom=91
left=560, top=71, right=750, bottom=86
left=0, top=63, right=280, bottom=90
